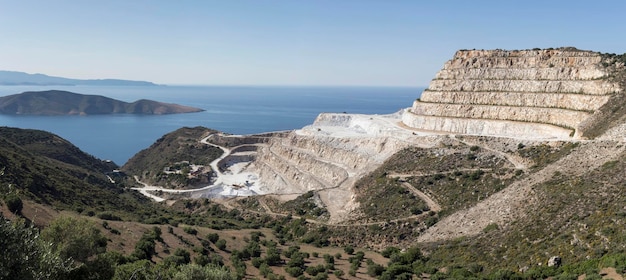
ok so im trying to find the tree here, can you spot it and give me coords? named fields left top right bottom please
left=206, top=233, right=219, bottom=243
left=265, top=246, right=282, bottom=266
left=4, top=193, right=23, bottom=214
left=164, top=248, right=191, bottom=266
left=344, top=245, right=355, bottom=255
left=0, top=215, right=72, bottom=280
left=112, top=260, right=163, bottom=280
left=130, top=227, right=162, bottom=261
left=41, top=216, right=107, bottom=263
left=215, top=239, right=227, bottom=251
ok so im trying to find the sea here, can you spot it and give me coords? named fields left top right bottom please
left=0, top=85, right=423, bottom=165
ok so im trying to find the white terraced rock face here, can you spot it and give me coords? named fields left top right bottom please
left=251, top=113, right=444, bottom=222
left=403, top=49, right=622, bottom=139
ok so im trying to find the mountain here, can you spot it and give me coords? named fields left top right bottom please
left=0, top=70, right=157, bottom=86
left=0, top=90, right=204, bottom=115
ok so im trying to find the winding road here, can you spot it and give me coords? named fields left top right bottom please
left=131, top=134, right=258, bottom=200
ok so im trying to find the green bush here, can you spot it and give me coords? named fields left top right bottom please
left=183, top=226, right=197, bottom=235
left=97, top=212, right=122, bottom=221
left=381, top=246, right=400, bottom=258
left=286, top=267, right=304, bottom=277
left=41, top=216, right=108, bottom=263
left=215, top=239, right=227, bottom=251
left=306, top=264, right=326, bottom=276
left=367, top=260, right=385, bottom=277
left=206, top=232, right=219, bottom=243
left=0, top=216, right=72, bottom=279
left=265, top=246, right=282, bottom=266
left=344, top=245, right=355, bottom=255
left=4, top=193, right=23, bottom=214
left=323, top=254, right=334, bottom=264
left=483, top=223, right=499, bottom=233
left=164, top=248, right=191, bottom=266
left=172, top=263, right=236, bottom=280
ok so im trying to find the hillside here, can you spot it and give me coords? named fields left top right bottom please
left=122, top=127, right=224, bottom=189
left=0, top=90, right=204, bottom=115
left=119, top=47, right=626, bottom=279
left=0, top=126, right=392, bottom=280
left=0, top=70, right=156, bottom=86
left=0, top=126, right=153, bottom=215
left=5, top=47, right=626, bottom=279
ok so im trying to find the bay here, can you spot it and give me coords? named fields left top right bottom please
left=0, top=85, right=422, bottom=165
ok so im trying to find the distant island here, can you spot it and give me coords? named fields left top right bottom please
left=0, top=90, right=204, bottom=115
left=0, top=70, right=157, bottom=86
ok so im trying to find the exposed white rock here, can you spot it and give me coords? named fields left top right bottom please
left=402, top=111, right=573, bottom=139
left=421, top=91, right=610, bottom=111
left=250, top=111, right=444, bottom=222
left=404, top=49, right=623, bottom=138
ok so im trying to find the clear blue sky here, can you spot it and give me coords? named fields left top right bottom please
left=0, top=0, right=625, bottom=86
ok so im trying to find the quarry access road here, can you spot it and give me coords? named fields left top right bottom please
left=386, top=174, right=442, bottom=212
left=132, top=135, right=262, bottom=200
left=200, top=135, right=230, bottom=177
left=451, top=135, right=529, bottom=170
left=387, top=169, right=492, bottom=179
left=401, top=182, right=441, bottom=212
left=132, top=176, right=219, bottom=195
left=418, top=140, right=626, bottom=243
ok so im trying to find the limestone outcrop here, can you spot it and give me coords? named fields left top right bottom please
left=402, top=48, right=622, bottom=139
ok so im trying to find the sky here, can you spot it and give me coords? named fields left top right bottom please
left=0, top=0, right=625, bottom=87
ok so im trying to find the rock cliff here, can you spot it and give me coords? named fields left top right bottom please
left=402, top=48, right=623, bottom=139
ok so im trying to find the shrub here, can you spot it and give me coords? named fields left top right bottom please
left=381, top=246, right=400, bottom=258
left=323, top=254, right=334, bottom=264
left=344, top=245, right=355, bottom=255
left=286, top=266, right=304, bottom=277
left=306, top=264, right=326, bottom=276
left=0, top=216, right=72, bottom=279
left=172, top=263, right=236, bottom=280
left=215, top=239, right=227, bottom=251
left=312, top=272, right=328, bottom=280
left=483, top=223, right=499, bottom=233
left=183, top=226, right=197, bottom=235
left=265, top=246, right=282, bottom=266
left=259, top=263, right=272, bottom=277
left=97, top=212, right=121, bottom=221
left=287, top=252, right=306, bottom=269
left=206, top=232, right=219, bottom=243
left=250, top=231, right=264, bottom=242
left=367, top=260, right=385, bottom=277
left=164, top=248, right=191, bottom=266
left=41, top=216, right=108, bottom=263
left=4, top=194, right=23, bottom=214
left=251, top=257, right=264, bottom=268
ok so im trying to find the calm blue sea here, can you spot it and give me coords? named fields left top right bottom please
left=0, top=85, right=422, bottom=165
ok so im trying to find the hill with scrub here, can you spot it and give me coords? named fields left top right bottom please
left=5, top=48, right=626, bottom=279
